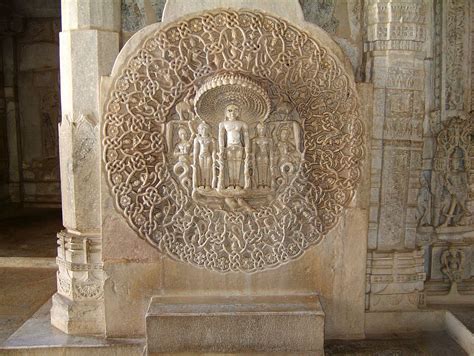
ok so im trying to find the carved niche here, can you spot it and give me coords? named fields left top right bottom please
left=103, top=10, right=364, bottom=272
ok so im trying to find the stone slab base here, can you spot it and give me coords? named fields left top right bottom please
left=146, top=294, right=325, bottom=354
left=50, top=293, right=105, bottom=335
left=365, top=310, right=446, bottom=336
left=427, top=283, right=474, bottom=305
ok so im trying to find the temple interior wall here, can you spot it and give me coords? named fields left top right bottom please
left=0, top=0, right=473, bottom=348
left=0, top=0, right=61, bottom=207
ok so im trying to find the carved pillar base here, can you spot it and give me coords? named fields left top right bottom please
left=51, top=230, right=105, bottom=335
left=366, top=250, right=426, bottom=311
left=51, top=293, right=105, bottom=335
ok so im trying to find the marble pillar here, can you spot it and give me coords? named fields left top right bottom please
left=50, top=0, right=120, bottom=335
left=365, top=0, right=428, bottom=311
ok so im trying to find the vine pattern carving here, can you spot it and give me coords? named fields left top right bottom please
left=103, top=10, right=364, bottom=272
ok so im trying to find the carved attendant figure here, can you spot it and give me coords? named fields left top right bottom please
left=416, top=174, right=432, bottom=227
left=277, top=128, right=297, bottom=178
left=441, top=147, right=468, bottom=227
left=173, top=128, right=192, bottom=180
left=218, top=104, right=250, bottom=189
left=441, top=246, right=464, bottom=283
left=193, top=122, right=215, bottom=189
left=252, top=122, right=273, bottom=188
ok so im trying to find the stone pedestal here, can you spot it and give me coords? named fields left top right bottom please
left=146, top=295, right=325, bottom=354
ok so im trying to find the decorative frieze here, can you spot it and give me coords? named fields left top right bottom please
left=56, top=231, right=104, bottom=301
left=365, top=0, right=426, bottom=52
left=386, top=68, right=425, bottom=91
left=367, top=23, right=426, bottom=43
left=366, top=0, right=426, bottom=25
left=445, top=0, right=469, bottom=112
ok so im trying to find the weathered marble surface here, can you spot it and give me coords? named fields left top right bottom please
left=146, top=295, right=324, bottom=354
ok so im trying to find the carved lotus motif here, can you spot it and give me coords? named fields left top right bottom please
left=103, top=10, right=364, bottom=272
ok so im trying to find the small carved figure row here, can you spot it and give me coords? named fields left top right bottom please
left=168, top=105, right=303, bottom=194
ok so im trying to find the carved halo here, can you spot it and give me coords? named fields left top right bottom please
left=194, top=74, right=272, bottom=124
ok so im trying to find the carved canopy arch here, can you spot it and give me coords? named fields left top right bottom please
left=103, top=9, right=364, bottom=273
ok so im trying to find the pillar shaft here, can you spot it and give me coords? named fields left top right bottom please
left=365, top=0, right=428, bottom=312
left=51, top=0, right=120, bottom=335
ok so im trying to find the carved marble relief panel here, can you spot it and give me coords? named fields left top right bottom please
left=378, top=149, right=409, bottom=248
left=445, top=0, right=468, bottom=112
left=103, top=10, right=364, bottom=272
left=432, top=115, right=474, bottom=230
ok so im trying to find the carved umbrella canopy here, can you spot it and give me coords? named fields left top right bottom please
left=102, top=10, right=364, bottom=272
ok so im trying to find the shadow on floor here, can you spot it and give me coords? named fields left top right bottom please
left=0, top=206, right=62, bottom=258
left=0, top=267, right=57, bottom=345
left=325, top=332, right=467, bottom=355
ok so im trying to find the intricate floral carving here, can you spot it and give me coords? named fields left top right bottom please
left=103, top=10, right=364, bottom=272
left=73, top=279, right=104, bottom=299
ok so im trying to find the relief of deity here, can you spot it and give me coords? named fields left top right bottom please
left=217, top=104, right=250, bottom=190
left=193, top=122, right=216, bottom=189
left=166, top=74, right=304, bottom=210
left=440, top=147, right=469, bottom=227
left=252, top=122, right=273, bottom=189
left=172, top=127, right=193, bottom=189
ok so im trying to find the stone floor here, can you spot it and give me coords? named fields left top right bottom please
left=325, top=332, right=467, bottom=355
left=1, top=300, right=144, bottom=355
left=0, top=268, right=57, bottom=344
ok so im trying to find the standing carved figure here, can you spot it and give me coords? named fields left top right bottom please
left=218, top=104, right=250, bottom=189
left=416, top=173, right=432, bottom=227
left=173, top=128, right=192, bottom=187
left=252, top=122, right=273, bottom=188
left=277, top=128, right=298, bottom=179
left=193, top=123, right=215, bottom=189
left=441, top=147, right=468, bottom=227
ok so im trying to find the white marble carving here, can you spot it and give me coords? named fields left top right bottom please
left=432, top=115, right=473, bottom=229
left=103, top=10, right=364, bottom=272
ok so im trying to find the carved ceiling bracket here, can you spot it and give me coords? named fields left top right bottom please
left=102, top=9, right=364, bottom=272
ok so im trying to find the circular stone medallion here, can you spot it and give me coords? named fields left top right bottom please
left=103, top=10, right=364, bottom=273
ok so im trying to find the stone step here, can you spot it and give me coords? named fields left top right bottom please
left=145, top=294, right=324, bottom=355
